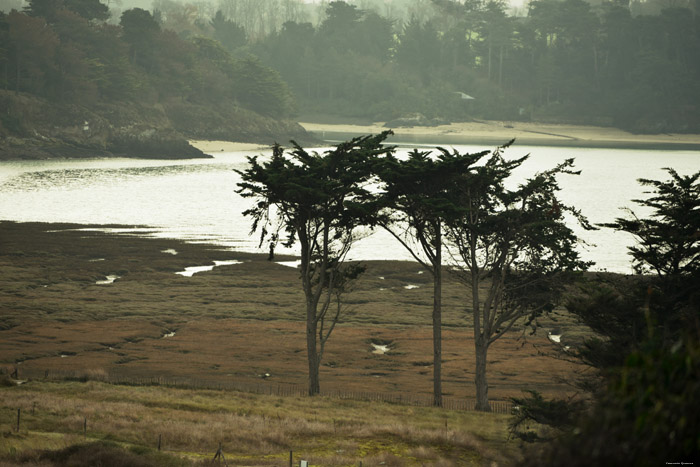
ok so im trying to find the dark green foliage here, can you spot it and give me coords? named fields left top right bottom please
left=24, top=0, right=62, bottom=20
left=236, top=132, right=395, bottom=395
left=24, top=0, right=108, bottom=22
left=521, top=333, right=700, bottom=466
left=373, top=147, right=489, bottom=407
left=64, top=0, right=108, bottom=21
left=518, top=168, right=700, bottom=463
left=566, top=276, right=649, bottom=372
left=443, top=144, right=592, bottom=411
left=608, top=169, right=700, bottom=277
left=233, top=56, right=296, bottom=118
left=509, top=390, right=585, bottom=443
left=246, top=0, right=700, bottom=130
left=2, top=5, right=298, bottom=132
left=15, top=441, right=189, bottom=467
left=210, top=10, right=246, bottom=52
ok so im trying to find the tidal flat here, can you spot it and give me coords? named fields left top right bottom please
left=0, top=221, right=589, bottom=402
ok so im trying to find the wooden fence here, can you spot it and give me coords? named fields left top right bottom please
left=13, top=368, right=513, bottom=414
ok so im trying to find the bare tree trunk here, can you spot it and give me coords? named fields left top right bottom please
left=15, top=44, right=20, bottom=94
left=498, top=45, right=504, bottom=87
left=474, top=337, right=491, bottom=411
left=432, top=225, right=443, bottom=407
left=306, top=307, right=320, bottom=396
left=487, top=39, right=492, bottom=80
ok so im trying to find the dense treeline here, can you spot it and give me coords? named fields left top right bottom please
left=250, top=0, right=700, bottom=131
left=2, top=0, right=698, bottom=134
left=97, top=0, right=700, bottom=132
left=0, top=0, right=298, bottom=147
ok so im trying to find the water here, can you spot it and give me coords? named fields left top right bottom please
left=0, top=144, right=697, bottom=273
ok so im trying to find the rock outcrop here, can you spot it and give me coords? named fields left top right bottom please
left=0, top=91, right=311, bottom=160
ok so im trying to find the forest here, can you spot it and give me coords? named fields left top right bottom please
left=251, top=0, right=700, bottom=132
left=1, top=0, right=700, bottom=136
left=0, top=0, right=302, bottom=158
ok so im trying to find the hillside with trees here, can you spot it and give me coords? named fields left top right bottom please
left=2, top=0, right=698, bottom=158
left=0, top=0, right=306, bottom=159
left=250, top=0, right=700, bottom=132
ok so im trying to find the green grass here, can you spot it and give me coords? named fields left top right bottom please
left=0, top=380, right=517, bottom=466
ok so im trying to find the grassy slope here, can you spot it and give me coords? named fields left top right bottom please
left=0, top=380, right=515, bottom=466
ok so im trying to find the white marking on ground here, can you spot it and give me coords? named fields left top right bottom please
left=276, top=260, right=302, bottom=269
left=176, top=260, right=241, bottom=276
left=96, top=275, right=119, bottom=285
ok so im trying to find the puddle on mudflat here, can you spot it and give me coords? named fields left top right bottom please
left=96, top=275, right=120, bottom=285
left=548, top=333, right=562, bottom=343
left=175, top=260, right=241, bottom=277
left=371, top=343, right=391, bottom=355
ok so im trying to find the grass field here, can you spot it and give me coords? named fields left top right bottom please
left=1, top=379, right=515, bottom=465
left=0, top=221, right=597, bottom=465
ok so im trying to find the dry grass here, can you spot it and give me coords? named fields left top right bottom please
left=0, top=221, right=597, bottom=465
left=0, top=222, right=589, bottom=404
left=0, top=380, right=515, bottom=465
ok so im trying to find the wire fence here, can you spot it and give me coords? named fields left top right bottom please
left=12, top=368, right=513, bottom=414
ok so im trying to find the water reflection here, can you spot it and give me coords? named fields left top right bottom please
left=0, top=147, right=697, bottom=273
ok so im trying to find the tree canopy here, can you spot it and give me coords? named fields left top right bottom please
left=236, top=132, right=395, bottom=395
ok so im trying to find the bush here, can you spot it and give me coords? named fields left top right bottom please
left=521, top=333, right=700, bottom=466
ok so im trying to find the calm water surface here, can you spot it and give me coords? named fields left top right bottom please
left=0, top=144, right=697, bottom=273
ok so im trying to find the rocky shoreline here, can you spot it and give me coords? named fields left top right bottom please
left=0, top=91, right=311, bottom=160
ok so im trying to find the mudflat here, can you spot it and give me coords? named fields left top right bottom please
left=0, top=221, right=588, bottom=402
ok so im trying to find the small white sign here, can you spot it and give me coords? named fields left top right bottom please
left=300, top=461, right=308, bottom=467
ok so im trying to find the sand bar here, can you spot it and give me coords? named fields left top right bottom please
left=189, top=140, right=271, bottom=153
left=300, top=120, right=700, bottom=150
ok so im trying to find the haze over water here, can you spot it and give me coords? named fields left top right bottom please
left=0, top=145, right=697, bottom=273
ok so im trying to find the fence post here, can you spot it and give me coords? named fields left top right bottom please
left=289, top=450, right=293, bottom=467
left=158, top=434, right=162, bottom=451
left=16, top=408, right=20, bottom=432
left=84, top=417, right=87, bottom=438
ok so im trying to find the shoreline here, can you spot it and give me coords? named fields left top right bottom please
left=188, top=140, right=272, bottom=153
left=3, top=120, right=698, bottom=161
left=299, top=120, right=700, bottom=151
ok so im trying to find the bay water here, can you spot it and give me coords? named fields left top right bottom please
left=0, top=144, right=697, bottom=273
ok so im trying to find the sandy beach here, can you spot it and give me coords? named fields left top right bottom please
left=189, top=140, right=272, bottom=153
left=189, top=121, right=700, bottom=152
left=299, top=120, right=700, bottom=150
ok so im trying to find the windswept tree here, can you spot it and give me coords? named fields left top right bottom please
left=602, top=168, right=700, bottom=337
left=518, top=168, right=700, bottom=465
left=610, top=168, right=700, bottom=278
left=374, top=147, right=488, bottom=407
left=444, top=143, right=592, bottom=411
left=236, top=132, right=394, bottom=396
